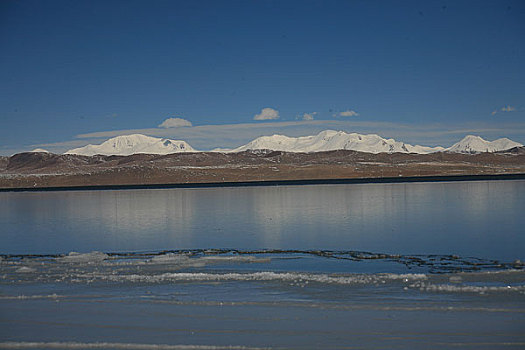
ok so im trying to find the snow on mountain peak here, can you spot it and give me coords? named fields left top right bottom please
left=446, top=135, right=522, bottom=154
left=62, top=130, right=521, bottom=156
left=227, top=130, right=445, bottom=154
left=64, top=134, right=196, bottom=156
left=218, top=131, right=521, bottom=154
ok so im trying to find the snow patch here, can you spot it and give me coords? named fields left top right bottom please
left=60, top=251, right=108, bottom=263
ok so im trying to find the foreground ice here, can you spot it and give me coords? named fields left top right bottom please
left=1, top=249, right=524, bottom=349
left=1, top=249, right=524, bottom=296
left=59, top=251, right=109, bottom=263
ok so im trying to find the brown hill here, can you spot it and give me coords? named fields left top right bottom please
left=1, top=150, right=524, bottom=189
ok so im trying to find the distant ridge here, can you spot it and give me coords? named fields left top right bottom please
left=65, top=134, right=195, bottom=156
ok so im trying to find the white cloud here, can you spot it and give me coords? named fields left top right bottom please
left=501, top=105, right=516, bottom=112
left=301, top=112, right=317, bottom=121
left=158, top=117, right=192, bottom=128
left=339, top=110, right=359, bottom=117
left=254, top=107, right=280, bottom=120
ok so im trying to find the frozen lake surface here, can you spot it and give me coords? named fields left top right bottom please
left=1, top=181, right=524, bottom=349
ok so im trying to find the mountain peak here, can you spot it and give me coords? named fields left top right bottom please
left=447, top=135, right=522, bottom=154
left=65, top=134, right=196, bottom=156
left=461, top=135, right=485, bottom=141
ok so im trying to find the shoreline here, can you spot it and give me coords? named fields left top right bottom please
left=1, top=173, right=524, bottom=192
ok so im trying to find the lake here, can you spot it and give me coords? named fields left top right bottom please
left=1, top=180, right=524, bottom=349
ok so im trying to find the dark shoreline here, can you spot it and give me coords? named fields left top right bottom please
left=1, top=173, right=524, bottom=192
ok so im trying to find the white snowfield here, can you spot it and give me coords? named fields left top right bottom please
left=64, top=134, right=195, bottom=156
left=62, top=131, right=522, bottom=156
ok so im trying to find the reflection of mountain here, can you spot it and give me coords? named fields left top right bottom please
left=247, top=181, right=524, bottom=254
left=249, top=185, right=404, bottom=249
left=4, top=182, right=523, bottom=258
left=63, top=189, right=198, bottom=250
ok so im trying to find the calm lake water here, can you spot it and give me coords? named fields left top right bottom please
left=1, top=180, right=524, bottom=259
left=1, top=181, right=524, bottom=349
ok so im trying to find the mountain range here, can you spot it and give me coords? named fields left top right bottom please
left=226, top=130, right=445, bottom=154
left=61, top=131, right=522, bottom=156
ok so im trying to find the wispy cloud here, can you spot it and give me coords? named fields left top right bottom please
left=158, top=117, right=192, bottom=128
left=300, top=112, right=317, bottom=121
left=492, top=105, right=517, bottom=115
left=76, top=120, right=339, bottom=141
left=338, top=110, right=359, bottom=117
left=254, top=107, right=279, bottom=120
left=69, top=120, right=525, bottom=149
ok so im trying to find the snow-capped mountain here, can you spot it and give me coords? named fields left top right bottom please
left=224, top=130, right=445, bottom=154
left=65, top=134, right=196, bottom=156
left=446, top=135, right=523, bottom=154
left=61, top=131, right=522, bottom=156
left=30, top=148, right=50, bottom=153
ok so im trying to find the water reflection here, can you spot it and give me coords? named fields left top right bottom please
left=0, top=189, right=198, bottom=253
left=0, top=181, right=524, bottom=260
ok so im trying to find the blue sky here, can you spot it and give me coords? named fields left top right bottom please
left=1, top=0, right=524, bottom=154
